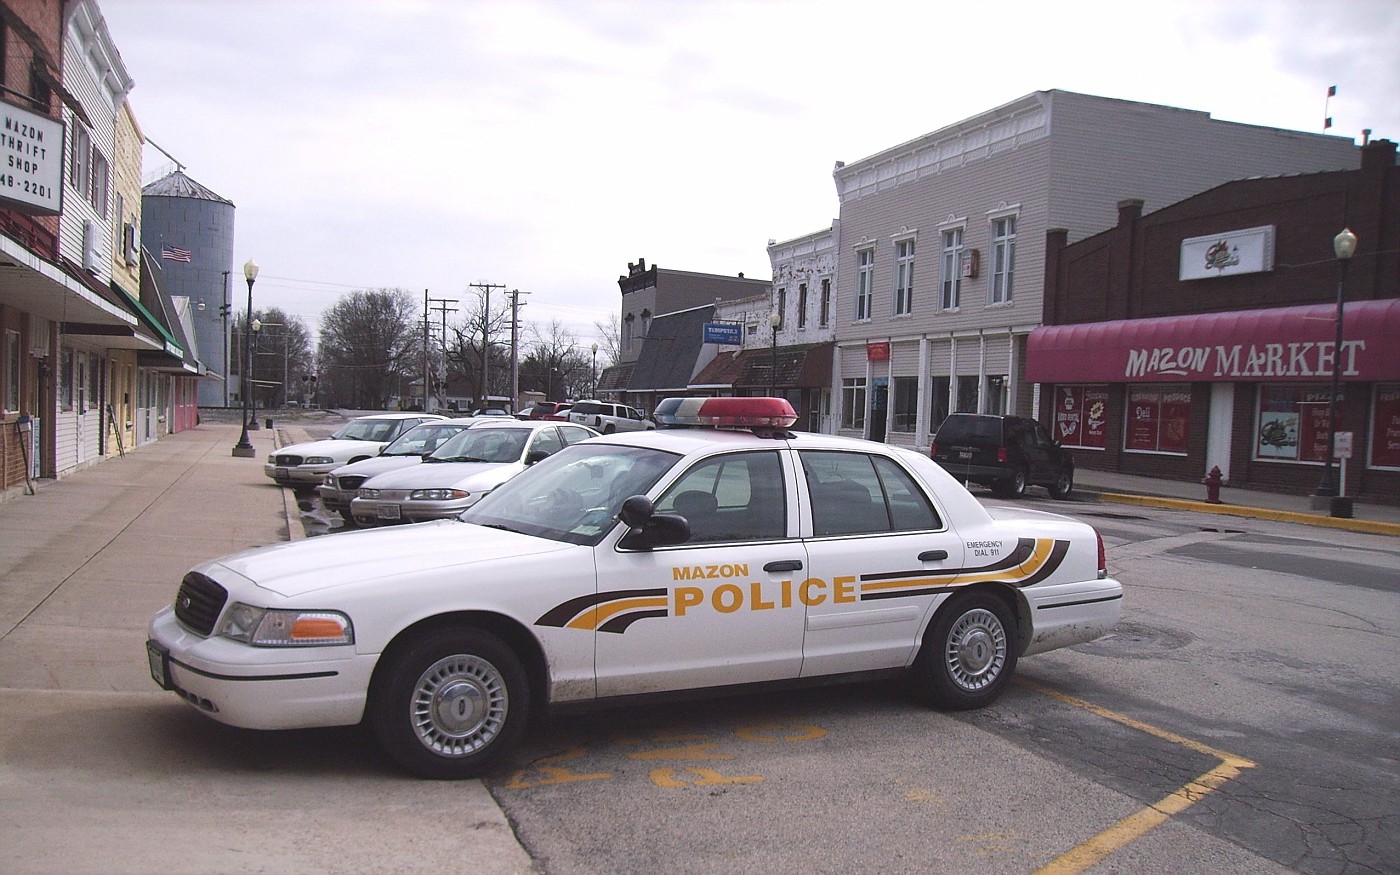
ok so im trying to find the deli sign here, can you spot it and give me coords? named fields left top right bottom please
left=1026, top=299, right=1400, bottom=385
left=1180, top=225, right=1274, bottom=280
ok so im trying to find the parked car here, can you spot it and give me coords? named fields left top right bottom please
left=263, top=413, right=446, bottom=491
left=317, top=418, right=481, bottom=522
left=147, top=397, right=1120, bottom=779
left=350, top=420, right=599, bottom=525
left=471, top=408, right=511, bottom=418
left=516, top=401, right=572, bottom=421
left=930, top=413, right=1074, bottom=499
left=567, top=399, right=655, bottom=433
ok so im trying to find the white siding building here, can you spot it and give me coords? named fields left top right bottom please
left=829, top=90, right=1359, bottom=449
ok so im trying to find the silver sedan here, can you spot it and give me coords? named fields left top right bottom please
left=350, top=420, right=599, bottom=526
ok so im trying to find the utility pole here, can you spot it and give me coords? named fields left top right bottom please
left=428, top=295, right=457, bottom=410
left=508, top=288, right=530, bottom=410
left=470, top=281, right=506, bottom=407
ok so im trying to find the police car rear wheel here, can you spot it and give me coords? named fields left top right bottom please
left=911, top=592, right=1017, bottom=710
left=369, top=628, right=529, bottom=779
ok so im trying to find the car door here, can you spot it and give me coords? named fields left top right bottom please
left=1022, top=420, right=1059, bottom=485
left=797, top=449, right=966, bottom=677
left=592, top=449, right=808, bottom=697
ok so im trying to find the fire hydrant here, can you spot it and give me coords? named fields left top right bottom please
left=1202, top=466, right=1224, bottom=504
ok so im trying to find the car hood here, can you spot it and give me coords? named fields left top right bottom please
left=208, top=521, right=569, bottom=598
left=278, top=438, right=384, bottom=458
left=331, top=455, right=421, bottom=477
left=364, top=461, right=522, bottom=490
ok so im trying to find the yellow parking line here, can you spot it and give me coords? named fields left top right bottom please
left=1016, top=679, right=1256, bottom=875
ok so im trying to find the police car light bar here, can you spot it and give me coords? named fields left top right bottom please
left=653, top=397, right=799, bottom=429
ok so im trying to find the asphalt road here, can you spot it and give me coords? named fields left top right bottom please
left=480, top=499, right=1397, bottom=874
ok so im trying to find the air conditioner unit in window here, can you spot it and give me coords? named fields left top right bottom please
left=82, top=220, right=108, bottom=274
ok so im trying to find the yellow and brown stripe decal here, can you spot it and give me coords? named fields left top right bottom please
left=860, top=537, right=1069, bottom=601
left=536, top=588, right=670, bottom=634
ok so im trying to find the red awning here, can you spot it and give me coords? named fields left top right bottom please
left=1027, top=299, right=1400, bottom=384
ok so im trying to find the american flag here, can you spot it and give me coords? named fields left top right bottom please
left=161, top=244, right=192, bottom=262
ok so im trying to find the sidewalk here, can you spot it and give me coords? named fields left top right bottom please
left=0, top=420, right=531, bottom=875
left=1072, top=468, right=1400, bottom=537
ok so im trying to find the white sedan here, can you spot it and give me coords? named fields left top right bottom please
left=264, top=413, right=445, bottom=489
left=317, top=418, right=481, bottom=521
left=149, top=397, right=1122, bottom=779
left=350, top=420, right=600, bottom=526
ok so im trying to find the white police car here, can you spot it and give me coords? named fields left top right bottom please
left=147, top=398, right=1122, bottom=779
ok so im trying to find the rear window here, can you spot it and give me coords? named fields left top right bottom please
left=934, top=415, right=1003, bottom=443
left=571, top=401, right=604, bottom=415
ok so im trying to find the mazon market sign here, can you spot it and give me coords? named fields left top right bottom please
left=1027, top=299, right=1400, bottom=384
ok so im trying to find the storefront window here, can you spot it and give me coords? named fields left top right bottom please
left=1256, top=384, right=1335, bottom=463
left=1054, top=385, right=1110, bottom=449
left=841, top=378, right=866, bottom=429
left=1125, top=384, right=1190, bottom=454
left=1369, top=384, right=1400, bottom=470
left=60, top=348, right=74, bottom=411
left=891, top=377, right=918, bottom=433
left=956, top=376, right=979, bottom=413
left=4, top=330, right=19, bottom=414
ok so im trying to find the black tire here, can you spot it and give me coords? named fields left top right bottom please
left=603, top=424, right=616, bottom=434
left=1048, top=466, right=1074, bottom=500
left=368, top=628, right=529, bottom=779
left=991, top=466, right=1028, bottom=498
left=910, top=591, right=1018, bottom=710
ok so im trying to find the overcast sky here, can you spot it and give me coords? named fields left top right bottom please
left=98, top=0, right=1400, bottom=350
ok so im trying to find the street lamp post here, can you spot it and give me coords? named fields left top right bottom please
left=1316, top=228, right=1357, bottom=514
left=231, top=259, right=259, bottom=457
left=591, top=343, right=598, bottom=398
left=768, top=310, right=782, bottom=398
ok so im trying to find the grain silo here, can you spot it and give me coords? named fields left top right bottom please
left=141, top=170, right=236, bottom=408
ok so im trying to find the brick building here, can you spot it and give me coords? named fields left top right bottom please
left=1029, top=138, right=1398, bottom=504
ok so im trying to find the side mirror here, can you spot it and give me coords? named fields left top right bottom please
left=525, top=450, right=550, bottom=465
left=617, top=495, right=691, bottom=550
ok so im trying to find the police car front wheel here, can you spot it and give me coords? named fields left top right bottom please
left=911, top=592, right=1017, bottom=710
left=368, top=628, right=530, bottom=779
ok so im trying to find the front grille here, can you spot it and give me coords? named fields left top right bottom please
left=271, top=454, right=304, bottom=466
left=339, top=475, right=367, bottom=490
left=174, top=571, right=228, bottom=636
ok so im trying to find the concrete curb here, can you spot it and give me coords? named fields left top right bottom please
left=1097, top=491, right=1400, bottom=537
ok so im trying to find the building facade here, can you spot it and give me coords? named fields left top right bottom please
left=1030, top=138, right=1398, bottom=504
left=1, top=0, right=206, bottom=498
left=828, top=90, right=1360, bottom=450
left=601, top=258, right=771, bottom=412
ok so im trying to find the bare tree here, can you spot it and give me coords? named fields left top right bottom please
left=317, top=289, right=420, bottom=408
left=594, top=313, right=620, bottom=366
left=445, top=288, right=512, bottom=402
left=520, top=319, right=589, bottom=401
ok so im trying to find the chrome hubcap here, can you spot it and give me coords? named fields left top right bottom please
left=411, top=654, right=507, bottom=757
left=945, top=608, right=1007, bottom=691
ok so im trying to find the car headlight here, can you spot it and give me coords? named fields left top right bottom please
left=410, top=488, right=471, bottom=501
left=322, top=474, right=335, bottom=486
left=305, top=455, right=335, bottom=465
left=216, top=603, right=354, bottom=647
left=358, top=487, right=380, bottom=498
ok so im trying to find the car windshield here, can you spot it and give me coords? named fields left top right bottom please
left=459, top=443, right=678, bottom=546
left=381, top=423, right=465, bottom=456
left=429, top=427, right=530, bottom=464
left=331, top=419, right=401, bottom=442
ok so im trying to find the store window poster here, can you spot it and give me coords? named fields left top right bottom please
left=1372, top=385, right=1400, bottom=469
left=1125, top=386, right=1190, bottom=454
left=1257, top=385, right=1334, bottom=462
left=1055, top=385, right=1109, bottom=449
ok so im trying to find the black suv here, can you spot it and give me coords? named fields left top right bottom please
left=930, top=414, right=1074, bottom=499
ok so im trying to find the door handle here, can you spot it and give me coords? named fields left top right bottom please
left=764, top=560, right=804, bottom=573
left=918, top=550, right=948, bottom=561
